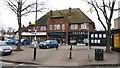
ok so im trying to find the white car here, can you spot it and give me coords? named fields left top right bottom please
left=0, top=41, right=12, bottom=56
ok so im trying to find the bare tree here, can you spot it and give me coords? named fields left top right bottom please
left=0, top=29, right=6, bottom=36
left=84, top=0, right=118, bottom=52
left=5, top=0, right=46, bottom=51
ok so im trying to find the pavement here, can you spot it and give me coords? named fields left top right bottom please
left=0, top=45, right=120, bottom=66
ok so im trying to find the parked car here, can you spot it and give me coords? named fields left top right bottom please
left=5, top=39, right=18, bottom=45
left=0, top=40, right=7, bottom=46
left=39, top=40, right=59, bottom=49
left=15, top=39, right=30, bottom=45
left=0, top=41, right=12, bottom=56
left=21, top=39, right=30, bottom=45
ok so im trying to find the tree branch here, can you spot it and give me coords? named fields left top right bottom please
left=86, top=0, right=107, bottom=30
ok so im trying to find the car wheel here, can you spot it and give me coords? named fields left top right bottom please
left=46, top=46, right=49, bottom=49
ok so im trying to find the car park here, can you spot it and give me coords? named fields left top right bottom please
left=39, top=40, right=59, bottom=49
left=0, top=41, right=12, bottom=56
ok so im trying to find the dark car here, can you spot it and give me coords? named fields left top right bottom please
left=39, top=40, right=59, bottom=49
left=5, top=39, right=18, bottom=45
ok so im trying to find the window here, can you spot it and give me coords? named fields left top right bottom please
left=40, top=26, right=46, bottom=30
left=99, top=34, right=102, bottom=38
left=54, top=24, right=60, bottom=30
left=91, top=34, right=94, bottom=38
left=81, top=23, right=87, bottom=29
left=50, top=25, right=52, bottom=30
left=95, top=34, right=98, bottom=38
left=95, top=40, right=97, bottom=43
left=62, top=24, right=65, bottom=30
left=33, top=27, right=35, bottom=30
left=98, top=40, right=100, bottom=43
left=103, top=34, right=106, bottom=38
left=91, top=39, right=94, bottom=43
left=70, top=24, right=78, bottom=29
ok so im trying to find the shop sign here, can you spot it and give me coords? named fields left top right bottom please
left=114, top=34, right=120, bottom=48
left=48, top=32, right=66, bottom=36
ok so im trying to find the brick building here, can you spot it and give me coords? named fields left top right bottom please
left=22, top=8, right=95, bottom=45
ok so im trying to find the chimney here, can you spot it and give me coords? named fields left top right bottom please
left=50, top=10, right=53, bottom=18
left=29, top=21, right=31, bottom=25
left=69, top=7, right=72, bottom=16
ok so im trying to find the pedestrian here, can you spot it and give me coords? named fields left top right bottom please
left=56, top=45, right=59, bottom=50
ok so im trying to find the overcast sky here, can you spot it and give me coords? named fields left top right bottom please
left=0, top=0, right=119, bottom=30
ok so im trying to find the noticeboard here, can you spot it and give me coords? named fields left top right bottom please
left=114, top=34, right=120, bottom=48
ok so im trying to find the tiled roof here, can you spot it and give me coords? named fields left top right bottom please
left=36, top=8, right=94, bottom=25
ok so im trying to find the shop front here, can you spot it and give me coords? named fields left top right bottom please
left=68, top=32, right=88, bottom=45
left=22, top=32, right=47, bottom=43
left=47, top=32, right=66, bottom=45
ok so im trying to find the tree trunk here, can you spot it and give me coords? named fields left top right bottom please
left=106, top=24, right=111, bottom=52
left=14, top=2, right=23, bottom=51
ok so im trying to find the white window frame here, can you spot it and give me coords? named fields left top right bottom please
left=70, top=24, right=78, bottom=29
left=91, top=39, right=94, bottom=43
left=81, top=23, right=87, bottom=29
left=103, top=34, right=106, bottom=38
left=40, top=26, right=46, bottom=30
left=62, top=24, right=65, bottom=30
left=50, top=25, right=52, bottom=30
left=91, top=34, right=94, bottom=38
left=95, top=34, right=98, bottom=38
left=99, top=34, right=102, bottom=38
left=54, top=24, right=60, bottom=30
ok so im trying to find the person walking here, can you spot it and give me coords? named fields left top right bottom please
left=56, top=45, right=59, bottom=50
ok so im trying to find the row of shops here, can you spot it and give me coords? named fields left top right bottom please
left=22, top=31, right=88, bottom=45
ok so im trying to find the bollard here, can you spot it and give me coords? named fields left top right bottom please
left=69, top=44, right=72, bottom=59
left=69, top=49, right=72, bottom=59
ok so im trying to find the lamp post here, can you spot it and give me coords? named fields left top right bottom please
left=87, top=23, right=91, bottom=61
left=33, top=0, right=38, bottom=60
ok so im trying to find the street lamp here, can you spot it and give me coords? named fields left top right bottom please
left=87, top=23, right=91, bottom=61
left=33, top=0, right=38, bottom=60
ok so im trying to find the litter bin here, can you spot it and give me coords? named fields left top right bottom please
left=95, top=49, right=104, bottom=60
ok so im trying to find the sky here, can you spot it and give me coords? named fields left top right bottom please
left=0, top=0, right=119, bottom=30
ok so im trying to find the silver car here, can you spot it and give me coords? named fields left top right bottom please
left=0, top=41, right=12, bottom=56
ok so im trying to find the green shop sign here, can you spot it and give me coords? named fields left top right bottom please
left=48, top=32, right=66, bottom=36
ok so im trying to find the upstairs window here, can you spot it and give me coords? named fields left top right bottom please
left=54, top=24, right=60, bottom=30
left=70, top=24, right=78, bottom=29
left=40, top=26, right=46, bottom=30
left=81, top=23, right=88, bottom=29
left=62, top=24, right=65, bottom=30
left=50, top=25, right=53, bottom=30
